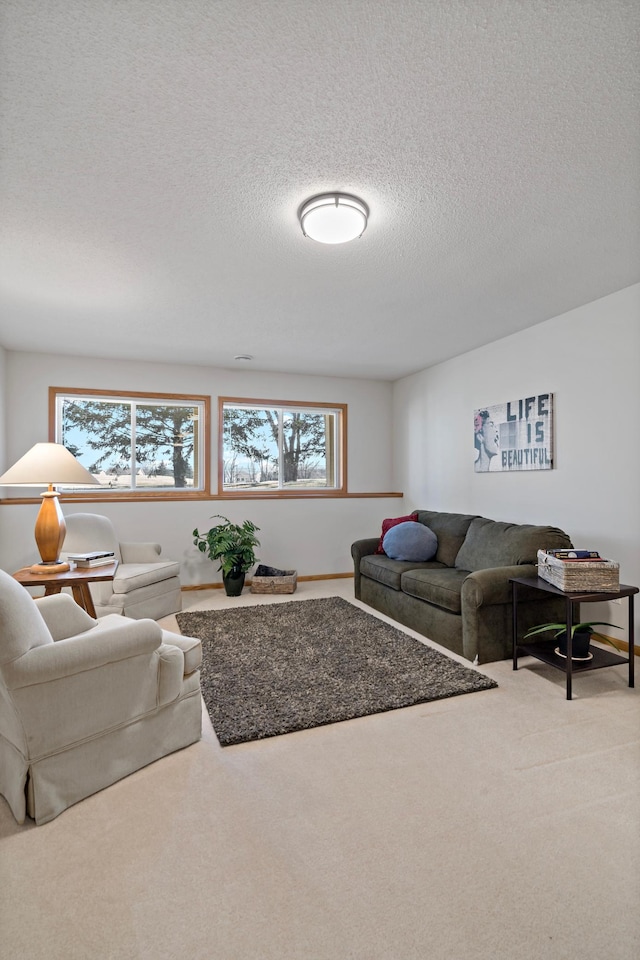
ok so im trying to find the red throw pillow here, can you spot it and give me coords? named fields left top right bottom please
left=375, top=513, right=418, bottom=554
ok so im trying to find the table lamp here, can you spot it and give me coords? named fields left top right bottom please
left=0, top=442, right=100, bottom=573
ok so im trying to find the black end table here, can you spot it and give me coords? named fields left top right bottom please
left=510, top=576, right=637, bottom=700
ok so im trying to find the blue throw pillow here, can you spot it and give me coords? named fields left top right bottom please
left=382, top=521, right=438, bottom=562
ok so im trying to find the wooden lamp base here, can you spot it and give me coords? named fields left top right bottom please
left=31, top=487, right=69, bottom=574
left=29, top=560, right=71, bottom=574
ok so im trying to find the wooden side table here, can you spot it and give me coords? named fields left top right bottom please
left=12, top=562, right=118, bottom=619
left=511, top=575, right=637, bottom=700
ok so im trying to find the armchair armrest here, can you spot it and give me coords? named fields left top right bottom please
left=7, top=623, right=186, bottom=760
left=120, top=541, right=163, bottom=563
left=157, top=643, right=185, bottom=703
left=4, top=619, right=163, bottom=689
left=163, top=631, right=202, bottom=675
left=34, top=593, right=97, bottom=640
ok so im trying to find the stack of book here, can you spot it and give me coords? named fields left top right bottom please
left=67, top=550, right=116, bottom=568
left=545, top=549, right=602, bottom=561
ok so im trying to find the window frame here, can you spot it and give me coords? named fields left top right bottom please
left=218, top=396, right=347, bottom=497
left=49, top=387, right=211, bottom=501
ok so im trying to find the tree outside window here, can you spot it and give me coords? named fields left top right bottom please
left=52, top=388, right=208, bottom=495
left=221, top=399, right=345, bottom=494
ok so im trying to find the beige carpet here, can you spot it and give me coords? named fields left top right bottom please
left=1, top=579, right=638, bottom=960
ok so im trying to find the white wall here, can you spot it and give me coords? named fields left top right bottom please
left=393, top=283, right=640, bottom=640
left=0, top=353, right=399, bottom=582
left=0, top=345, right=6, bottom=472
left=3, top=283, right=638, bottom=637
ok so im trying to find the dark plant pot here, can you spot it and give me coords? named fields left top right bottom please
left=223, top=571, right=245, bottom=597
left=557, top=629, right=592, bottom=660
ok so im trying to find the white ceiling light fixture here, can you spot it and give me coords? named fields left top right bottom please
left=299, top=193, right=368, bottom=244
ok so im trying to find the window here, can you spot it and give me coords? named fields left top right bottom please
left=51, top=388, right=209, bottom=496
left=220, top=398, right=346, bottom=495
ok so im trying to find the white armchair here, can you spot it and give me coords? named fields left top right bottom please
left=62, top=512, right=182, bottom=619
left=0, top=569, right=202, bottom=825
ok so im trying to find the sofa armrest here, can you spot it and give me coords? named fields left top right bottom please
left=351, top=537, right=380, bottom=560
left=351, top=538, right=380, bottom=599
left=461, top=563, right=538, bottom=608
left=460, top=563, right=573, bottom=664
left=120, top=541, right=163, bottom=563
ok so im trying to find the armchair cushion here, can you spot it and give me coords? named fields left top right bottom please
left=112, top=561, right=181, bottom=594
left=62, top=512, right=121, bottom=561
left=119, top=542, right=162, bottom=563
left=34, top=593, right=97, bottom=640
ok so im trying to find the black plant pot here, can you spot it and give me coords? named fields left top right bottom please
left=557, top=629, right=592, bottom=660
left=223, top=570, right=245, bottom=597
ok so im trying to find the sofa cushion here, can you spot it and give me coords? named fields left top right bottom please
left=454, top=518, right=573, bottom=572
left=383, top=522, right=438, bottom=562
left=112, top=562, right=181, bottom=595
left=400, top=568, right=469, bottom=613
left=414, top=511, right=480, bottom=567
left=374, top=513, right=418, bottom=554
left=360, top=554, right=445, bottom=591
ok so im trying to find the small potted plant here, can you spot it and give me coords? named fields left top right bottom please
left=193, top=515, right=260, bottom=596
left=523, top=620, right=620, bottom=661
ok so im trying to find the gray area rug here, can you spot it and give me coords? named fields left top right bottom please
left=176, top=596, right=497, bottom=746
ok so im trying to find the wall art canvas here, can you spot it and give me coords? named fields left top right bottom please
left=474, top=393, right=553, bottom=472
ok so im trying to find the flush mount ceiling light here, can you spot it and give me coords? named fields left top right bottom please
left=299, top=193, right=368, bottom=244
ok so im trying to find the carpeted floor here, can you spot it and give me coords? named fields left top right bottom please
left=176, top=596, right=497, bottom=745
left=3, top=580, right=638, bottom=960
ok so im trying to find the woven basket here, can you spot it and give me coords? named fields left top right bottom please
left=250, top=565, right=298, bottom=594
left=537, top=550, right=619, bottom=592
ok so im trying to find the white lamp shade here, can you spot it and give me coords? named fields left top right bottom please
left=300, top=194, right=368, bottom=244
left=0, top=442, right=99, bottom=487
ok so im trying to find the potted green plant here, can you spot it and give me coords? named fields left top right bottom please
left=193, top=515, right=260, bottom=597
left=523, top=620, right=620, bottom=661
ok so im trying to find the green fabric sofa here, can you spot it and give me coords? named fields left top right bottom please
left=351, top=510, right=573, bottom=664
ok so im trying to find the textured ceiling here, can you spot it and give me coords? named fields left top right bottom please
left=0, top=0, right=638, bottom=380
